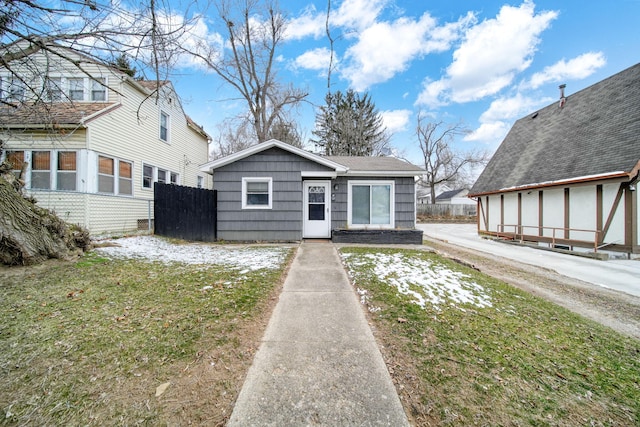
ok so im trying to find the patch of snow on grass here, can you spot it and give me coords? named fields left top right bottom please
left=344, top=252, right=492, bottom=310
left=96, top=236, right=288, bottom=271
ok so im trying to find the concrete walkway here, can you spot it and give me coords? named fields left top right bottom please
left=227, top=242, right=409, bottom=426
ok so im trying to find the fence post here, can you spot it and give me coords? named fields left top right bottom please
left=148, top=200, right=152, bottom=232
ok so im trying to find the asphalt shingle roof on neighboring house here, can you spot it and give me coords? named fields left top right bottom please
left=0, top=102, right=118, bottom=127
left=436, top=189, right=466, bottom=201
left=470, top=62, right=640, bottom=196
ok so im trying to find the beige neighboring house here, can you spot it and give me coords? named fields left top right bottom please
left=0, top=42, right=211, bottom=234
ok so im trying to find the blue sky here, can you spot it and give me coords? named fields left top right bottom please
left=166, top=0, right=640, bottom=166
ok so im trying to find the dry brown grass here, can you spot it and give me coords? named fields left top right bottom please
left=0, top=247, right=293, bottom=426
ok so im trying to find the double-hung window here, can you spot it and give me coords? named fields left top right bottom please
left=31, top=151, right=51, bottom=189
left=68, top=78, right=84, bottom=101
left=143, top=164, right=153, bottom=188
left=157, top=169, right=167, bottom=184
left=98, top=156, right=132, bottom=195
left=142, top=164, right=177, bottom=189
left=119, top=161, right=133, bottom=195
left=91, top=77, right=106, bottom=101
left=160, top=111, right=169, bottom=142
left=6, top=151, right=25, bottom=179
left=242, top=177, right=272, bottom=209
left=348, top=181, right=394, bottom=228
left=98, top=156, right=115, bottom=193
left=57, top=151, right=77, bottom=190
left=45, top=77, right=62, bottom=101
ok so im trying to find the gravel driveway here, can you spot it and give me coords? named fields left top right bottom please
left=418, top=223, right=640, bottom=340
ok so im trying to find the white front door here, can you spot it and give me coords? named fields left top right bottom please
left=303, top=181, right=331, bottom=238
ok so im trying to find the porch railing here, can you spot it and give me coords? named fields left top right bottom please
left=496, top=224, right=601, bottom=252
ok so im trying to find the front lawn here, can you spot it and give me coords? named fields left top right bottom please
left=0, top=237, right=293, bottom=426
left=340, top=247, right=640, bottom=426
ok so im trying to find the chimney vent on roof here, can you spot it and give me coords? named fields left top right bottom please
left=558, top=84, right=567, bottom=108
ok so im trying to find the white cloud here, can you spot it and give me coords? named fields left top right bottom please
left=464, top=121, right=510, bottom=143
left=526, top=52, right=606, bottom=88
left=467, top=93, right=553, bottom=144
left=342, top=12, right=473, bottom=91
left=286, top=5, right=326, bottom=40
left=294, top=47, right=334, bottom=71
left=381, top=109, right=412, bottom=133
left=287, top=0, right=389, bottom=40
left=479, top=93, right=551, bottom=122
left=415, top=78, right=450, bottom=107
left=332, top=0, right=390, bottom=33
left=416, top=1, right=558, bottom=107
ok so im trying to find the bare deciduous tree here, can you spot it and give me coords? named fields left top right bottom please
left=416, top=113, right=489, bottom=204
left=1, top=0, right=202, bottom=107
left=196, top=0, right=308, bottom=144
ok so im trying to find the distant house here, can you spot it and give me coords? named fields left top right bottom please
left=469, top=63, right=640, bottom=254
left=0, top=42, right=211, bottom=234
left=416, top=183, right=451, bottom=204
left=200, top=139, right=424, bottom=243
left=435, top=188, right=475, bottom=205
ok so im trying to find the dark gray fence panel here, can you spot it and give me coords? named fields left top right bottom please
left=154, top=183, right=217, bottom=242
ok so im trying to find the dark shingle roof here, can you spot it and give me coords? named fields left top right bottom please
left=470, top=63, right=640, bottom=196
left=436, top=189, right=466, bottom=201
left=325, top=156, right=424, bottom=173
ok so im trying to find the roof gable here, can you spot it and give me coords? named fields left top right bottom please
left=200, top=139, right=425, bottom=176
left=200, top=139, right=348, bottom=173
left=470, top=63, right=640, bottom=196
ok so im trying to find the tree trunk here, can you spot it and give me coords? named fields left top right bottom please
left=0, top=177, right=90, bottom=265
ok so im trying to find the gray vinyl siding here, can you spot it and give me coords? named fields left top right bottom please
left=331, top=176, right=416, bottom=230
left=213, top=147, right=333, bottom=241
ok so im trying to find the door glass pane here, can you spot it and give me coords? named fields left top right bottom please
left=309, top=204, right=325, bottom=220
left=371, top=185, right=391, bottom=224
left=352, top=185, right=370, bottom=224
left=308, top=185, right=325, bottom=220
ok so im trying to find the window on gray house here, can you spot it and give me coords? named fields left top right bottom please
left=242, top=177, right=272, bottom=209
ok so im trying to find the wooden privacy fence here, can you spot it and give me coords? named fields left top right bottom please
left=417, top=203, right=477, bottom=217
left=154, top=183, right=217, bottom=242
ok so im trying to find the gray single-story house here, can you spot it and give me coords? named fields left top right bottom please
left=200, top=139, right=425, bottom=243
left=469, top=63, right=640, bottom=254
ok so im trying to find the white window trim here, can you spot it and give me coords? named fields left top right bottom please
left=97, top=154, right=134, bottom=196
left=160, top=111, right=170, bottom=143
left=242, top=177, right=272, bottom=210
left=347, top=180, right=395, bottom=229
left=143, top=163, right=154, bottom=189
left=142, top=163, right=178, bottom=189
